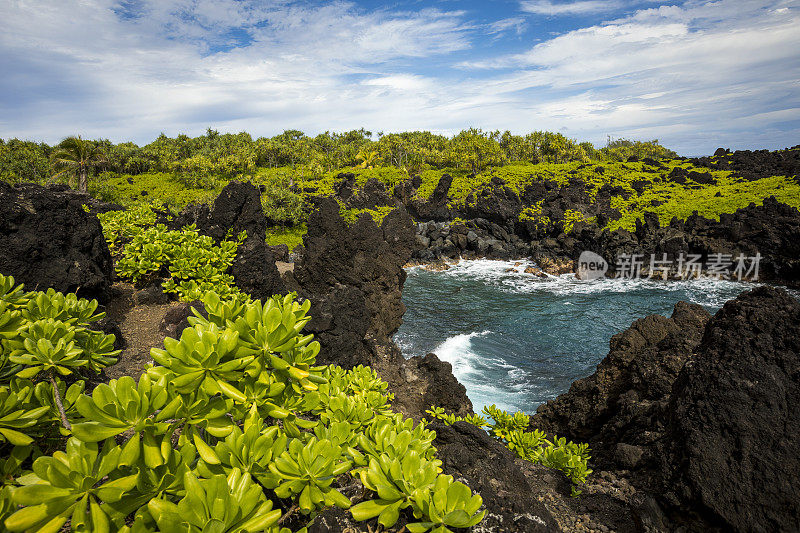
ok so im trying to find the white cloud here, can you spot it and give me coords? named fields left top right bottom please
left=457, top=0, right=800, bottom=152
left=363, top=75, right=431, bottom=92
left=520, top=0, right=623, bottom=16
left=486, top=17, right=528, bottom=37
left=0, top=0, right=798, bottom=155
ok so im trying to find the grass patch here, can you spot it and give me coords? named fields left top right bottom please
left=90, top=172, right=220, bottom=209
left=265, top=225, right=306, bottom=251
left=608, top=174, right=800, bottom=231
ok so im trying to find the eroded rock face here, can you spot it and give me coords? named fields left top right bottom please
left=532, top=286, right=800, bottom=532
left=565, top=197, right=800, bottom=283
left=346, top=178, right=395, bottom=210
left=429, top=421, right=559, bottom=532
left=393, top=354, right=472, bottom=418
left=665, top=286, right=800, bottom=532
left=407, top=173, right=452, bottom=221
left=691, top=145, right=800, bottom=181
left=459, top=180, right=522, bottom=227
left=531, top=301, right=711, bottom=467
left=231, top=238, right=286, bottom=300
left=173, top=181, right=286, bottom=299
left=0, top=183, right=113, bottom=302
left=295, top=197, right=472, bottom=418
left=172, top=181, right=266, bottom=243
left=295, top=197, right=414, bottom=351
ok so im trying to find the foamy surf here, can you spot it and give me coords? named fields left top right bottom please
left=430, top=329, right=542, bottom=414
left=397, top=258, right=786, bottom=414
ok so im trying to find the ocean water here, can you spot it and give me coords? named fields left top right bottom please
left=394, top=259, right=763, bottom=415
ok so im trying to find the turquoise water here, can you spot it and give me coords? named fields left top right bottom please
left=394, top=259, right=759, bottom=415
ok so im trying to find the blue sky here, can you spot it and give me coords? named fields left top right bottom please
left=1, top=0, right=799, bottom=155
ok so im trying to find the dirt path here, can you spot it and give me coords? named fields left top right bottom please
left=103, top=283, right=178, bottom=381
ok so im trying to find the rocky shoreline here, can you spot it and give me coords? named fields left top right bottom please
left=2, top=178, right=799, bottom=531
left=325, top=147, right=800, bottom=285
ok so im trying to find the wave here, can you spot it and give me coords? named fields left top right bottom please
left=432, top=330, right=541, bottom=413
left=412, top=257, right=772, bottom=307
left=401, top=258, right=797, bottom=415
left=433, top=330, right=491, bottom=381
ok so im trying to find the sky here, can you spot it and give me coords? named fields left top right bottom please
left=1, top=0, right=799, bottom=155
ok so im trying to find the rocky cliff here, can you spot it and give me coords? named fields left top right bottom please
left=531, top=286, right=800, bottom=532
left=0, top=182, right=114, bottom=302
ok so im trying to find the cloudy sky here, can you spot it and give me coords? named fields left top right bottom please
left=1, top=0, right=798, bottom=155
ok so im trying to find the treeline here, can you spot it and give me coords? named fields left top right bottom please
left=0, top=128, right=677, bottom=184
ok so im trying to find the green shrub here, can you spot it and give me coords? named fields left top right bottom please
left=265, top=225, right=306, bottom=252
left=427, top=404, right=593, bottom=496
left=1, top=282, right=486, bottom=532
left=111, top=223, right=245, bottom=302
left=97, top=204, right=158, bottom=251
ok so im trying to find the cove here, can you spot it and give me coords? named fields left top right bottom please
left=395, top=259, right=757, bottom=414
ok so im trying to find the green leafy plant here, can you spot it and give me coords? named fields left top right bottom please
left=112, top=223, right=246, bottom=301
left=141, top=469, right=281, bottom=533
left=0, top=274, right=119, bottom=432
left=428, top=404, right=593, bottom=496
left=1, top=279, right=486, bottom=532
left=5, top=437, right=138, bottom=532
left=409, top=475, right=485, bottom=533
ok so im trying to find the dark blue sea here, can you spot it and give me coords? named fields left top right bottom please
left=395, top=259, right=764, bottom=415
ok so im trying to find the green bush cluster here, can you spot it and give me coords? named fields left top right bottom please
left=607, top=172, right=800, bottom=231
left=0, top=283, right=486, bottom=533
left=97, top=204, right=158, bottom=251
left=0, top=273, right=120, bottom=483
left=598, top=138, right=677, bottom=162
left=265, top=226, right=306, bottom=253
left=113, top=222, right=246, bottom=302
left=91, top=172, right=220, bottom=209
left=426, top=404, right=593, bottom=497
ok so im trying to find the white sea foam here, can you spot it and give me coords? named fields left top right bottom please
left=402, top=258, right=798, bottom=414
left=432, top=329, right=539, bottom=413
left=418, top=257, right=767, bottom=304
left=433, top=330, right=490, bottom=381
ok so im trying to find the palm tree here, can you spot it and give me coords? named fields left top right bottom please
left=356, top=149, right=381, bottom=169
left=50, top=136, right=106, bottom=193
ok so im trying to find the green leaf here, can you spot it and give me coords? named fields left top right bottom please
left=0, top=427, right=33, bottom=446
left=350, top=499, right=388, bottom=522
left=71, top=422, right=125, bottom=442
left=194, top=431, right=220, bottom=465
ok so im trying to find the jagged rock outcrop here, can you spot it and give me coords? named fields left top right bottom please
left=295, top=197, right=415, bottom=350
left=231, top=239, right=286, bottom=300
left=159, top=301, right=206, bottom=339
left=407, top=173, right=453, bottom=221
left=171, top=181, right=267, bottom=244
left=346, top=177, right=395, bottom=210
left=0, top=183, right=113, bottom=302
left=412, top=218, right=531, bottom=262
left=459, top=177, right=522, bottom=227
left=531, top=286, right=800, bottom=532
left=548, top=197, right=800, bottom=283
left=392, top=354, right=472, bottom=418
left=691, top=145, right=800, bottom=181
left=295, top=197, right=471, bottom=418
left=392, top=175, right=422, bottom=205
left=333, top=172, right=356, bottom=203
left=174, top=181, right=286, bottom=298
left=665, top=286, right=800, bottom=532
left=531, top=301, right=711, bottom=467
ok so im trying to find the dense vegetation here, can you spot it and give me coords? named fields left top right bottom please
left=1, top=130, right=680, bottom=243
left=0, top=272, right=488, bottom=532
left=0, top=129, right=675, bottom=187
left=4, top=129, right=798, bottom=251
left=0, top=202, right=594, bottom=531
